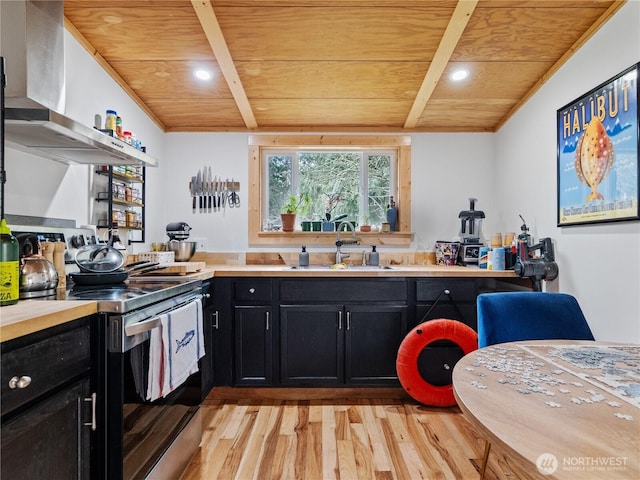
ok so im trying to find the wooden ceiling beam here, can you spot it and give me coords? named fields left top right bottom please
left=403, top=0, right=478, bottom=129
left=191, top=0, right=258, bottom=129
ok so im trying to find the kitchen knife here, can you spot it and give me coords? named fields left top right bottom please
left=216, top=175, right=222, bottom=212
left=127, top=261, right=159, bottom=272
left=216, top=175, right=221, bottom=211
left=221, top=178, right=227, bottom=210
left=191, top=176, right=197, bottom=212
left=130, top=264, right=168, bottom=276
left=123, top=260, right=150, bottom=269
left=213, top=175, right=219, bottom=211
left=211, top=175, right=216, bottom=211
left=203, top=166, right=209, bottom=213
left=207, top=166, right=212, bottom=211
left=211, top=167, right=216, bottom=211
left=204, top=164, right=209, bottom=212
left=196, top=169, right=202, bottom=212
left=201, top=169, right=206, bottom=213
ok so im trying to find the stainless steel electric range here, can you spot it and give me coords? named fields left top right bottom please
left=90, top=277, right=204, bottom=480
left=7, top=217, right=206, bottom=480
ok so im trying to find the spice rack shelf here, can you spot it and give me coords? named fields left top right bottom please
left=94, top=166, right=146, bottom=242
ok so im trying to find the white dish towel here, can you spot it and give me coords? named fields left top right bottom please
left=147, top=298, right=204, bottom=402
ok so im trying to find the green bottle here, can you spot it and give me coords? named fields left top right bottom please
left=0, top=219, right=20, bottom=306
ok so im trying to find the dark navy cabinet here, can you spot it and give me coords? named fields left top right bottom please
left=1, top=316, right=96, bottom=480
left=213, top=275, right=528, bottom=388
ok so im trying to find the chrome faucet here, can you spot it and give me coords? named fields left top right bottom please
left=335, top=221, right=360, bottom=264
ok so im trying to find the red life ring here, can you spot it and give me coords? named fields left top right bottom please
left=396, top=319, right=477, bottom=407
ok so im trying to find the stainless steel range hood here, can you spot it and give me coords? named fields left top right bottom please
left=1, top=0, right=158, bottom=167
left=5, top=108, right=158, bottom=166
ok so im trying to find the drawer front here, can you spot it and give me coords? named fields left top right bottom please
left=415, top=279, right=477, bottom=303
left=1, top=320, right=91, bottom=417
left=280, top=279, right=407, bottom=303
left=234, top=280, right=272, bottom=304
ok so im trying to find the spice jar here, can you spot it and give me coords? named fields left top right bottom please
left=116, top=115, right=123, bottom=140
left=105, top=109, right=117, bottom=132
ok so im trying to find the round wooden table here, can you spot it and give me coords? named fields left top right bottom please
left=453, top=340, right=640, bottom=479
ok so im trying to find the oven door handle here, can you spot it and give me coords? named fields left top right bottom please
left=124, top=316, right=162, bottom=336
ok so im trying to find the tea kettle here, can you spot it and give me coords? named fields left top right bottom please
left=16, top=234, right=59, bottom=298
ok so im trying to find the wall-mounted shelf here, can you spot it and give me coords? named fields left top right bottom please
left=94, top=166, right=146, bottom=243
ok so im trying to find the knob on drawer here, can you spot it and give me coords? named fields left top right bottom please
left=249, top=288, right=255, bottom=294
left=8, top=376, right=32, bottom=389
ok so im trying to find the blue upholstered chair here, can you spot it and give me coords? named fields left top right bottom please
left=474, top=291, right=594, bottom=479
left=477, top=291, right=595, bottom=348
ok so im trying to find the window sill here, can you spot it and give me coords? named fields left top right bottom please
left=254, top=231, right=413, bottom=247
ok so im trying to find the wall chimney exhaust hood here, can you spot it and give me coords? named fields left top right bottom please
left=4, top=108, right=158, bottom=166
left=1, top=0, right=158, bottom=167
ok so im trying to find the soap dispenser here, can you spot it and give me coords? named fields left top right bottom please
left=369, top=245, right=379, bottom=266
left=299, top=245, right=309, bottom=267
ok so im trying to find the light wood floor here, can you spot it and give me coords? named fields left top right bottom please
left=181, top=388, right=537, bottom=480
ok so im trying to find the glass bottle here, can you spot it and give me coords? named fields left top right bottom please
left=0, top=219, right=20, bottom=306
left=386, top=196, right=398, bottom=231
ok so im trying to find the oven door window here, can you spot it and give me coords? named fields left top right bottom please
left=113, top=341, right=201, bottom=480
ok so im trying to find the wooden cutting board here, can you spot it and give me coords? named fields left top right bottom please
left=143, top=262, right=206, bottom=275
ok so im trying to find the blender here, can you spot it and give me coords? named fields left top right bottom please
left=457, top=198, right=485, bottom=265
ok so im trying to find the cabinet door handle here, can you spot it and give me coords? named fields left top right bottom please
left=265, top=311, right=270, bottom=330
left=84, top=392, right=97, bottom=431
left=212, top=311, right=219, bottom=330
left=249, top=288, right=255, bottom=294
left=346, top=311, right=351, bottom=331
left=338, top=310, right=342, bottom=330
left=8, top=375, right=31, bottom=389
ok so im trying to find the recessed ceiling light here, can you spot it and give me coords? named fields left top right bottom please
left=451, top=69, right=469, bottom=81
left=194, top=69, right=212, bottom=81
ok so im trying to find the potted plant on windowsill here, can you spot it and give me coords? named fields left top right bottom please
left=323, top=193, right=342, bottom=231
left=360, top=216, right=372, bottom=232
left=280, top=194, right=310, bottom=232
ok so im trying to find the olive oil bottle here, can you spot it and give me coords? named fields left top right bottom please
left=0, top=218, right=19, bottom=306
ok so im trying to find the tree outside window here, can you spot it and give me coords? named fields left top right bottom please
left=264, top=150, right=395, bottom=228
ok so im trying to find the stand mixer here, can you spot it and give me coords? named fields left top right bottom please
left=457, top=198, right=485, bottom=265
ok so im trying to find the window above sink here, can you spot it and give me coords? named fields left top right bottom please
left=248, top=135, right=413, bottom=247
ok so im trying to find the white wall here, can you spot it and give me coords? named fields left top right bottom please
left=494, top=0, right=640, bottom=343
left=410, top=133, right=497, bottom=249
left=160, top=133, right=250, bottom=249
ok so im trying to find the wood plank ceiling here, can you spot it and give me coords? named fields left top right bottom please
left=63, top=0, right=623, bottom=133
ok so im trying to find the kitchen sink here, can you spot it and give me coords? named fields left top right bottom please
left=285, top=265, right=396, bottom=270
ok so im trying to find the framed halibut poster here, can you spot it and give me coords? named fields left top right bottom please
left=557, top=63, right=639, bottom=227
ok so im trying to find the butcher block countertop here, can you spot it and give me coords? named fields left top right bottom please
left=0, top=300, right=97, bottom=342
left=192, top=264, right=520, bottom=279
